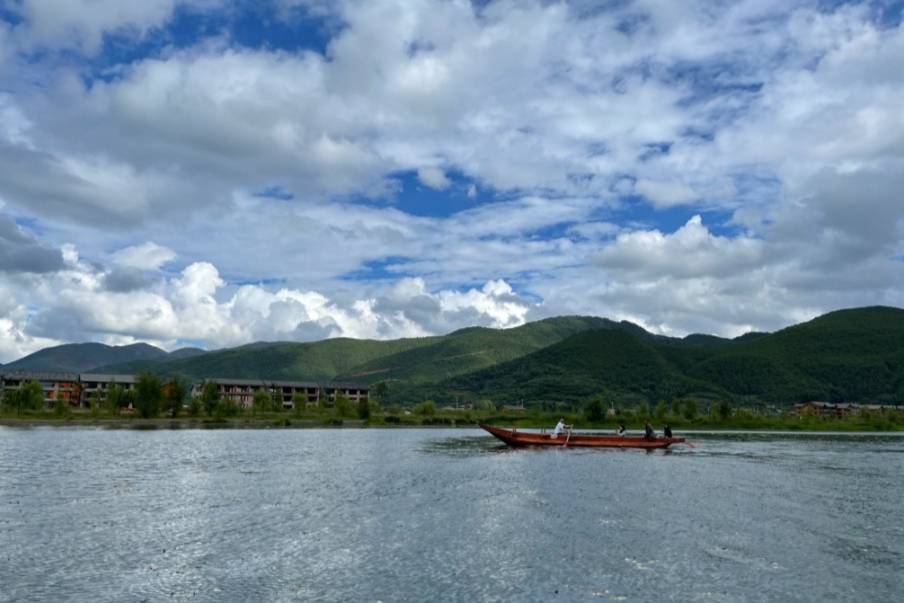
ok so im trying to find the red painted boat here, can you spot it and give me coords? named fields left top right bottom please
left=479, top=424, right=689, bottom=449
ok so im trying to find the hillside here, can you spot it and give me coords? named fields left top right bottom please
left=417, top=328, right=720, bottom=405
left=95, top=316, right=624, bottom=383
left=2, top=342, right=169, bottom=373
left=95, top=336, right=443, bottom=382
left=334, top=316, right=626, bottom=384
left=389, top=306, right=904, bottom=407
left=687, top=306, right=904, bottom=403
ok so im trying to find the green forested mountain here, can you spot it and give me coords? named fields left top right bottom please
left=95, top=336, right=442, bottom=382
left=687, top=306, right=904, bottom=403
left=93, top=316, right=621, bottom=382
left=5, top=306, right=904, bottom=407
left=436, top=328, right=716, bottom=405
left=2, top=342, right=169, bottom=373
left=411, top=306, right=904, bottom=406
left=334, top=316, right=625, bottom=384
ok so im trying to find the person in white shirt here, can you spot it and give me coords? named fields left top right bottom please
left=552, top=417, right=569, bottom=438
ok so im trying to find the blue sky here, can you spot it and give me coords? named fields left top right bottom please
left=0, top=0, right=903, bottom=360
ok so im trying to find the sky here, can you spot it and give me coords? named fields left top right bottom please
left=0, top=0, right=903, bottom=361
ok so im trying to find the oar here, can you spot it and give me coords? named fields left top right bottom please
left=563, top=426, right=572, bottom=448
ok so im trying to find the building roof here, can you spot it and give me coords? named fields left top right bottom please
left=79, top=373, right=138, bottom=384
left=198, top=378, right=367, bottom=390
left=1, top=371, right=79, bottom=382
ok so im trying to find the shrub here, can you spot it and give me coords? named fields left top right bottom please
left=357, top=397, right=370, bottom=420
left=584, top=395, right=605, bottom=422
left=188, top=398, right=202, bottom=417
left=413, top=400, right=436, bottom=416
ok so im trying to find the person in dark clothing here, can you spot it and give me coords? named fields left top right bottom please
left=644, top=422, right=655, bottom=440
left=663, top=424, right=673, bottom=438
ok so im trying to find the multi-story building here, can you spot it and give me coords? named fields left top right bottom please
left=1, top=372, right=368, bottom=411
left=321, top=382, right=369, bottom=405
left=190, top=379, right=368, bottom=409
left=0, top=371, right=81, bottom=408
left=78, top=374, right=138, bottom=407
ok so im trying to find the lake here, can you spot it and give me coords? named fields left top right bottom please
left=1, top=428, right=902, bottom=602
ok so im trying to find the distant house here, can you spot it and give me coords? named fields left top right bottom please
left=79, top=374, right=137, bottom=407
left=793, top=401, right=900, bottom=418
left=190, top=379, right=369, bottom=410
left=794, top=401, right=856, bottom=418
left=0, top=372, right=367, bottom=412
left=1, top=371, right=80, bottom=408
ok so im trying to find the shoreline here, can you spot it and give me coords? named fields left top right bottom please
left=1, top=416, right=903, bottom=433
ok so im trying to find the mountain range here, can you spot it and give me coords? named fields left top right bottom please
left=3, top=306, right=903, bottom=407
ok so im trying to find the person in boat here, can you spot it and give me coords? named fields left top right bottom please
left=551, top=417, right=571, bottom=438
left=644, top=422, right=655, bottom=440
left=616, top=423, right=626, bottom=436
left=663, top=423, right=673, bottom=438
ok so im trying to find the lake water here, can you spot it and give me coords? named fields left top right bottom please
left=1, top=428, right=902, bottom=602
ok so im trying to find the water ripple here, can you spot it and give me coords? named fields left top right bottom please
left=1, top=427, right=903, bottom=602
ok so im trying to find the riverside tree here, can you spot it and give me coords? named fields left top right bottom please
left=106, top=383, right=125, bottom=414
left=414, top=400, right=435, bottom=416
left=716, top=399, right=731, bottom=421
left=54, top=395, right=70, bottom=417
left=163, top=378, right=187, bottom=418
left=135, top=372, right=163, bottom=419
left=683, top=398, right=698, bottom=421
left=357, top=395, right=370, bottom=420
left=3, top=380, right=44, bottom=414
left=200, top=380, right=220, bottom=416
left=584, top=395, right=605, bottom=422
left=334, top=394, right=353, bottom=418
left=474, top=399, right=495, bottom=412
left=253, top=389, right=271, bottom=414
left=89, top=389, right=102, bottom=417
left=292, top=393, right=306, bottom=416
left=655, top=400, right=668, bottom=421
left=270, top=387, right=283, bottom=412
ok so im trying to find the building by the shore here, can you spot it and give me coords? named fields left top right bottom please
left=0, top=371, right=80, bottom=407
left=78, top=374, right=138, bottom=405
left=0, top=371, right=368, bottom=410
left=792, top=401, right=900, bottom=418
left=190, top=378, right=369, bottom=409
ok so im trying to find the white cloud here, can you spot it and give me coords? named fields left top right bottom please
left=633, top=179, right=697, bottom=207
left=0, top=0, right=903, bottom=353
left=111, top=241, right=176, bottom=271
left=596, top=215, right=764, bottom=279
left=9, top=0, right=221, bottom=55
left=417, top=166, right=451, bottom=190
left=0, top=247, right=535, bottom=361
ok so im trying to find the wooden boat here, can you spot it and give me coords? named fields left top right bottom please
left=479, top=424, right=689, bottom=449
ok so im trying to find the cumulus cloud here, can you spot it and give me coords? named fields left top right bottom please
left=8, top=0, right=221, bottom=55
left=596, top=215, right=764, bottom=279
left=0, top=0, right=903, bottom=356
left=111, top=241, right=177, bottom=271
left=417, top=167, right=451, bottom=190
left=0, top=241, right=535, bottom=361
